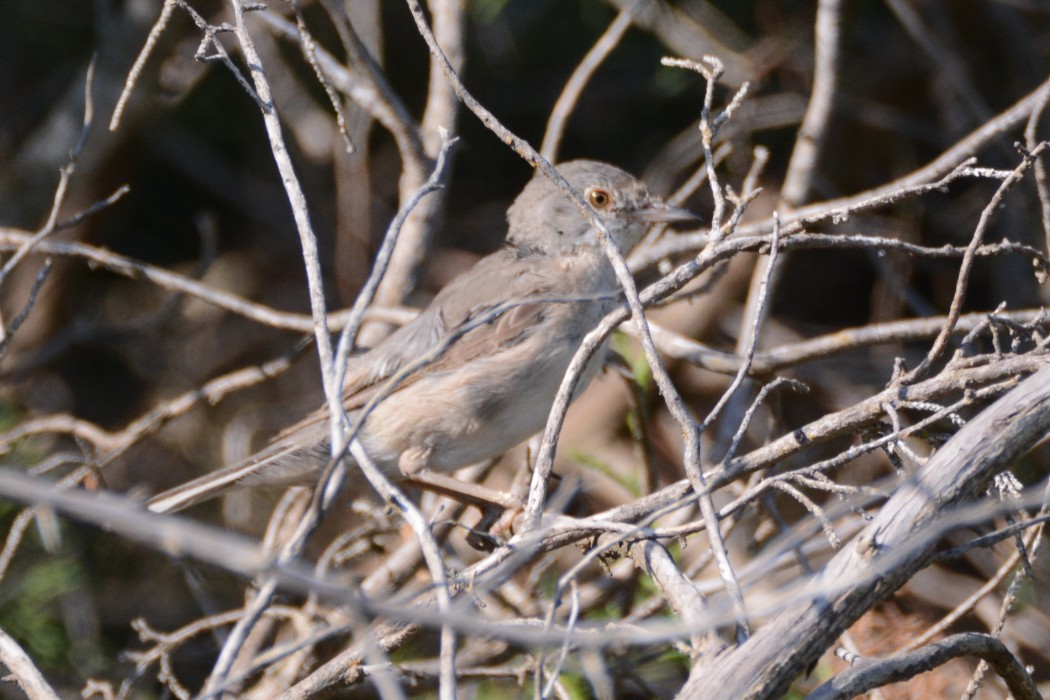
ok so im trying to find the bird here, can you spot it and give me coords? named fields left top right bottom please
left=146, top=160, right=697, bottom=515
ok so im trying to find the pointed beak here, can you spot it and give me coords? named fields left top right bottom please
left=632, top=199, right=701, bottom=224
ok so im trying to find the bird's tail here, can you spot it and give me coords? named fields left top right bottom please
left=146, top=437, right=329, bottom=514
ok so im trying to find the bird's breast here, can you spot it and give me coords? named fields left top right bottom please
left=358, top=256, right=616, bottom=476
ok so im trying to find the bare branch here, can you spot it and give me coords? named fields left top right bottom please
left=540, top=10, right=633, bottom=162
left=683, top=364, right=1050, bottom=697
left=808, top=632, right=1039, bottom=700
left=0, top=629, right=60, bottom=700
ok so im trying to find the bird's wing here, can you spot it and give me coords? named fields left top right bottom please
left=270, top=248, right=555, bottom=439
left=408, top=250, right=555, bottom=375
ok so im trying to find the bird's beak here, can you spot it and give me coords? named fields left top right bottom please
left=632, top=199, right=701, bottom=224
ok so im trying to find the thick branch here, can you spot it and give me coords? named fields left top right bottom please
left=679, top=362, right=1050, bottom=699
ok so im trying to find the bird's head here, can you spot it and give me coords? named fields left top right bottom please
left=506, top=159, right=697, bottom=254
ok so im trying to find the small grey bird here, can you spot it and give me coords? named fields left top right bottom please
left=147, top=160, right=696, bottom=514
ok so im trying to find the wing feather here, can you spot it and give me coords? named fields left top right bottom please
left=272, top=247, right=555, bottom=440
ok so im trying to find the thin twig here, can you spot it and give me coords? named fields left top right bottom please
left=900, top=141, right=1048, bottom=384
left=0, top=259, right=53, bottom=363
left=0, top=231, right=415, bottom=333
left=264, top=6, right=427, bottom=172
left=110, top=0, right=176, bottom=131
left=287, top=1, right=354, bottom=153
left=808, top=633, right=1039, bottom=700
left=540, top=10, right=633, bottom=161
left=198, top=0, right=341, bottom=691
left=0, top=59, right=95, bottom=291
left=333, top=132, right=456, bottom=377
left=373, top=0, right=464, bottom=310
left=0, top=629, right=60, bottom=700
left=1024, top=80, right=1050, bottom=257
left=780, top=0, right=842, bottom=207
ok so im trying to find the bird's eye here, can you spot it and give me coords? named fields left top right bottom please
left=587, top=188, right=612, bottom=209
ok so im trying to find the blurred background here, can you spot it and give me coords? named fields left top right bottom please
left=1, top=0, right=1049, bottom=696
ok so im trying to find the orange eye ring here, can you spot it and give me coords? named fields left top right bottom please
left=586, top=188, right=612, bottom=209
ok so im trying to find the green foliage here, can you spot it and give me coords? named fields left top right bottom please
left=0, top=555, right=84, bottom=668
left=570, top=448, right=642, bottom=497
left=556, top=672, right=592, bottom=699
left=611, top=331, right=652, bottom=395
left=0, top=399, right=44, bottom=468
left=469, top=0, right=512, bottom=24
left=653, top=64, right=698, bottom=98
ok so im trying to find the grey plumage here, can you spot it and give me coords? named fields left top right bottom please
left=147, top=160, right=696, bottom=514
